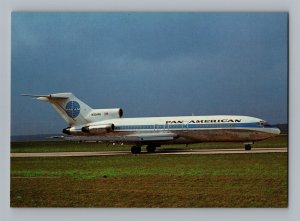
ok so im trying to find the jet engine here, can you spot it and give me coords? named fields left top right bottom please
left=62, top=127, right=82, bottom=135
left=81, top=123, right=114, bottom=134
left=62, top=127, right=71, bottom=135
left=89, top=108, right=123, bottom=119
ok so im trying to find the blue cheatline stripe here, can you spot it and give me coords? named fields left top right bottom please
left=114, top=123, right=261, bottom=131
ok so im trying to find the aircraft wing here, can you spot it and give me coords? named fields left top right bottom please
left=62, top=132, right=179, bottom=143
left=126, top=132, right=178, bottom=142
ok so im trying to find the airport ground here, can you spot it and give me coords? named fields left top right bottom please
left=11, top=134, right=287, bottom=153
left=10, top=135, right=288, bottom=207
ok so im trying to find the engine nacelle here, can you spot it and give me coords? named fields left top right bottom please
left=89, top=108, right=123, bottom=119
left=62, top=127, right=71, bottom=135
left=62, top=127, right=82, bottom=135
left=81, top=123, right=114, bottom=134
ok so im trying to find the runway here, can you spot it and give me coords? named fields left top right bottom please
left=11, top=147, right=287, bottom=158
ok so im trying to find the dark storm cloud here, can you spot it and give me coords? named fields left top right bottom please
left=11, top=12, right=287, bottom=135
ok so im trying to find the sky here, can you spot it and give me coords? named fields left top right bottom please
left=11, top=12, right=288, bottom=136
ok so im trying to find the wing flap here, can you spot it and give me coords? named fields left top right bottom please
left=61, top=132, right=178, bottom=143
left=126, top=132, right=178, bottom=142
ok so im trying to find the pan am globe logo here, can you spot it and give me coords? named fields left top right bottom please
left=66, top=101, right=80, bottom=118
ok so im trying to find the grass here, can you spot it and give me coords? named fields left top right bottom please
left=10, top=153, right=288, bottom=207
left=10, top=135, right=287, bottom=153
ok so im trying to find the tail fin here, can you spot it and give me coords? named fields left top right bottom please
left=21, top=93, right=93, bottom=126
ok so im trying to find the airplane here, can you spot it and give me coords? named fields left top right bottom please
left=22, top=92, right=281, bottom=154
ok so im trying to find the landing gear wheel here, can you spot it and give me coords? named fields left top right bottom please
left=146, top=145, right=156, bottom=153
left=131, top=146, right=141, bottom=154
left=245, top=144, right=252, bottom=150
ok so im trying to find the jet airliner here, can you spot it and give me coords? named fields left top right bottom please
left=22, top=93, right=281, bottom=154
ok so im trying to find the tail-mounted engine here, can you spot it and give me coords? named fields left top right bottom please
left=81, top=123, right=114, bottom=134
left=62, top=127, right=83, bottom=135
left=89, top=108, right=123, bottom=120
left=63, top=123, right=115, bottom=135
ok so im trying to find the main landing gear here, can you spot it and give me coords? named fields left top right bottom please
left=131, top=146, right=141, bottom=154
left=244, top=143, right=253, bottom=150
left=130, top=145, right=158, bottom=154
left=146, top=145, right=156, bottom=153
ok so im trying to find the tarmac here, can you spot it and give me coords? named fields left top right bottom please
left=11, top=147, right=287, bottom=158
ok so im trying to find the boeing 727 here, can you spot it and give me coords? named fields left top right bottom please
left=22, top=92, right=281, bottom=154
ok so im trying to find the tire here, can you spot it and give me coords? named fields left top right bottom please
left=245, top=144, right=252, bottom=150
left=131, top=146, right=141, bottom=154
left=146, top=145, right=156, bottom=153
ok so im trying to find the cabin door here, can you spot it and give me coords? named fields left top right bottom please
left=164, top=123, right=169, bottom=131
left=183, top=121, right=189, bottom=132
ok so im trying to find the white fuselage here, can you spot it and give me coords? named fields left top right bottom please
left=66, top=115, right=281, bottom=145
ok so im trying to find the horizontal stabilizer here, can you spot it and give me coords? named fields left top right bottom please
left=21, top=93, right=71, bottom=99
left=21, top=94, right=48, bottom=97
